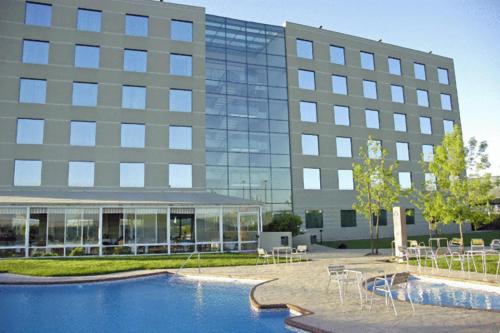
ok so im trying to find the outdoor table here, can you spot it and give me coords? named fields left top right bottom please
left=466, top=249, right=498, bottom=275
left=343, top=268, right=386, bottom=308
left=272, top=246, right=292, bottom=263
left=407, top=246, right=431, bottom=267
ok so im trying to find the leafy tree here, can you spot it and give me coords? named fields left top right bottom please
left=263, top=212, right=302, bottom=236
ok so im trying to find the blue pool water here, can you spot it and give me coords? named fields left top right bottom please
left=0, top=275, right=292, bottom=333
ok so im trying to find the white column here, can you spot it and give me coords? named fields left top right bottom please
left=219, top=206, right=223, bottom=253
left=98, top=207, right=103, bottom=256
left=25, top=206, right=30, bottom=258
left=393, top=206, right=407, bottom=258
left=167, top=206, right=171, bottom=255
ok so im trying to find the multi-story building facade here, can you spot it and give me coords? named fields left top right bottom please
left=0, top=0, right=462, bottom=257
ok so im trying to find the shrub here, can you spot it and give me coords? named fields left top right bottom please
left=69, top=247, right=85, bottom=256
left=264, top=212, right=302, bottom=236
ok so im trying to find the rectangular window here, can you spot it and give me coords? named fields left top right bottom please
left=425, top=173, right=437, bottom=191
left=388, top=57, right=401, bottom=75
left=437, top=67, right=449, bottom=85
left=303, top=168, right=321, bottom=190
left=17, top=118, right=44, bottom=144
left=399, top=172, right=412, bottom=189
left=72, top=82, right=97, bottom=107
left=22, top=40, right=49, bottom=64
left=171, top=20, right=193, bottom=42
left=75, top=44, right=99, bottom=68
left=405, top=208, right=415, bottom=225
left=68, top=161, right=94, bottom=187
left=305, top=210, right=323, bottom=229
left=122, top=85, right=146, bottom=109
left=170, top=54, right=192, bottom=76
left=298, top=69, right=315, bottom=90
left=336, top=137, right=352, bottom=158
left=169, top=126, right=192, bottom=150
left=443, top=120, right=454, bottom=134
left=169, top=164, right=193, bottom=188
left=332, top=75, right=348, bottom=95
left=299, top=101, right=317, bottom=122
left=363, top=80, right=377, bottom=99
left=19, top=79, right=47, bottom=104
left=393, top=113, right=407, bottom=132
left=25, top=2, right=52, bottom=27
left=422, top=144, right=434, bottom=162
left=330, top=45, right=345, bottom=65
left=334, top=105, right=350, bottom=126
left=414, top=63, right=426, bottom=80
left=440, top=93, right=452, bottom=110
left=396, top=142, right=410, bottom=161
left=14, top=160, right=42, bottom=186
left=301, top=134, right=319, bottom=156
left=341, top=210, right=357, bottom=227
left=417, top=89, right=429, bottom=107
left=372, top=209, right=387, bottom=226
left=125, top=14, right=148, bottom=37
left=365, top=109, right=379, bottom=129
left=420, top=116, right=432, bottom=134
left=70, top=121, right=96, bottom=146
left=77, top=8, right=102, bottom=32
left=360, top=51, right=375, bottom=70
left=296, top=39, right=313, bottom=59
left=120, top=163, right=144, bottom=187
left=367, top=140, right=382, bottom=159
left=338, top=169, right=354, bottom=190
left=391, top=85, right=404, bottom=103
left=124, top=49, right=147, bottom=72
left=121, top=123, right=145, bottom=148
left=169, top=89, right=192, bottom=112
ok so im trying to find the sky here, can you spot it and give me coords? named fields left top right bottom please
left=169, top=0, right=500, bottom=174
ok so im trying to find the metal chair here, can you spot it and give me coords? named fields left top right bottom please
left=326, top=265, right=348, bottom=304
left=445, top=240, right=465, bottom=272
left=470, top=238, right=485, bottom=252
left=369, top=271, right=415, bottom=316
left=291, top=245, right=308, bottom=262
left=256, top=248, right=274, bottom=265
left=489, top=239, right=500, bottom=251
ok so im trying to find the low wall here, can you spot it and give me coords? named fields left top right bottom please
left=259, top=232, right=292, bottom=252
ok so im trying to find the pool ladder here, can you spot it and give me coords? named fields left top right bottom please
left=172, top=251, right=201, bottom=280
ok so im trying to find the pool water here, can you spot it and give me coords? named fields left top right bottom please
left=0, top=275, right=292, bottom=333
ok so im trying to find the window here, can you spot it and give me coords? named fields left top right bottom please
left=296, top=39, right=313, bottom=59
left=121, top=123, right=145, bottom=148
left=169, top=164, right=192, bottom=188
left=301, top=134, right=319, bottom=156
left=17, top=119, right=44, bottom=144
left=299, top=101, right=317, bottom=122
left=171, top=20, right=193, bottom=42
left=303, top=168, right=321, bottom=190
left=338, top=169, right=354, bottom=190
left=422, top=144, right=434, bottom=162
left=367, top=140, right=382, bottom=159
left=72, top=82, right=97, bottom=107
left=437, top=68, right=449, bottom=85
left=14, top=160, right=42, bottom=186
left=19, top=78, right=46, bottom=104
left=363, top=80, right=377, bottom=99
left=396, top=142, right=409, bottom=161
left=388, top=57, right=401, bottom=75
left=330, top=45, right=345, bottom=65
left=122, top=85, right=146, bottom=109
left=393, top=113, right=407, bottom=132
left=77, top=9, right=101, bottom=32
left=120, top=163, right=144, bottom=187
left=170, top=54, right=192, bottom=76
left=440, top=93, right=452, bottom=110
left=298, top=70, right=315, bottom=90
left=125, top=14, right=148, bottom=37
left=419, top=116, right=432, bottom=134
left=124, top=49, right=147, bottom=72
left=169, top=126, right=192, bottom=150
left=305, top=210, right=323, bottom=229
left=372, top=210, right=387, bottom=226
left=425, top=173, right=437, bottom=191
left=332, top=75, right=348, bottom=95
left=416, top=89, right=429, bottom=107
left=68, top=161, right=94, bottom=187
left=336, top=137, right=352, bottom=157
left=414, top=63, right=426, bottom=80
left=360, top=51, right=375, bottom=70
left=22, top=40, right=49, bottom=64
left=405, top=208, right=415, bottom=225
left=75, top=45, right=99, bottom=68
left=334, top=105, right=350, bottom=126
left=391, top=85, right=404, bottom=103
left=70, top=121, right=96, bottom=146
left=365, top=109, right=379, bottom=129
left=398, top=172, right=411, bottom=190
left=169, top=89, right=192, bottom=112
left=341, top=210, right=356, bottom=227
left=25, top=2, right=52, bottom=27
left=443, top=120, right=454, bottom=134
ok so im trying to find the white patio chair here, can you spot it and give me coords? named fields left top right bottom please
left=489, top=239, right=500, bottom=251
left=470, top=238, right=485, bottom=252
left=369, top=271, right=415, bottom=316
left=326, top=265, right=348, bottom=304
left=445, top=241, right=465, bottom=272
left=256, top=248, right=274, bottom=265
left=291, top=245, right=308, bottom=262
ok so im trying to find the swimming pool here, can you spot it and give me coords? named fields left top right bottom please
left=0, top=275, right=292, bottom=333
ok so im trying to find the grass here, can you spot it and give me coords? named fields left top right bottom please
left=0, top=253, right=290, bottom=277
left=322, top=231, right=500, bottom=249
left=407, top=255, right=499, bottom=275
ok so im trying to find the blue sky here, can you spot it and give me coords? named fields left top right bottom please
left=170, top=0, right=500, bottom=174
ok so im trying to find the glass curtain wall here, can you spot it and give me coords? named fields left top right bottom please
left=0, top=207, right=27, bottom=257
left=205, top=15, right=292, bottom=226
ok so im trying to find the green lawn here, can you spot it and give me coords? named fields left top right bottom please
left=407, top=255, right=499, bottom=275
left=0, top=253, right=289, bottom=277
left=323, top=231, right=500, bottom=249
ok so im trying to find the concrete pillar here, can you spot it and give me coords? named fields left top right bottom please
left=393, top=207, right=407, bottom=257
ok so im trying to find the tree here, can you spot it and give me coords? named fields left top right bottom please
left=352, top=139, right=401, bottom=254
left=263, top=212, right=302, bottom=236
